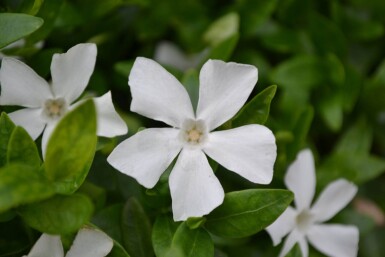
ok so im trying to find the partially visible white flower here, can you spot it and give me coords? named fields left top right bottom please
left=0, top=43, right=127, bottom=156
left=23, top=227, right=113, bottom=257
left=154, top=41, right=208, bottom=71
left=107, top=57, right=277, bottom=221
left=266, top=149, right=359, bottom=257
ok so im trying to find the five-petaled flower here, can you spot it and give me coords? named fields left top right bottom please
left=107, top=57, right=277, bottom=221
left=266, top=149, right=359, bottom=257
left=23, top=227, right=113, bottom=257
left=0, top=43, right=127, bottom=156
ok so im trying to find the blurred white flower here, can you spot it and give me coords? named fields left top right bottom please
left=0, top=43, right=127, bottom=156
left=0, top=39, right=43, bottom=60
left=23, top=227, right=113, bottom=257
left=266, top=149, right=359, bottom=257
left=107, top=57, right=276, bottom=221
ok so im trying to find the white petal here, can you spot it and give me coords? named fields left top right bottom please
left=169, top=148, right=224, bottom=221
left=9, top=108, right=46, bottom=140
left=154, top=41, right=192, bottom=71
left=203, top=124, right=276, bottom=184
left=307, top=224, right=359, bottom=257
left=278, top=230, right=307, bottom=257
left=107, top=128, right=182, bottom=188
left=128, top=57, right=194, bottom=128
left=66, top=228, right=113, bottom=257
left=93, top=91, right=128, bottom=137
left=311, top=179, right=357, bottom=222
left=0, top=57, right=52, bottom=107
left=27, top=234, right=64, bottom=257
left=196, top=59, right=258, bottom=131
left=266, top=206, right=297, bottom=246
left=51, top=43, right=97, bottom=103
left=42, top=122, right=58, bottom=159
left=284, top=149, right=316, bottom=211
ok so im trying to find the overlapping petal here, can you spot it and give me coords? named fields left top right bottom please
left=203, top=124, right=276, bottom=184
left=66, top=228, right=113, bottom=257
left=266, top=206, right=297, bottom=246
left=107, top=128, right=182, bottom=188
left=196, top=60, right=258, bottom=130
left=26, top=234, right=64, bottom=257
left=307, top=224, right=359, bottom=257
left=9, top=108, right=46, bottom=140
left=51, top=43, right=97, bottom=103
left=284, top=149, right=316, bottom=211
left=311, top=179, right=357, bottom=222
left=93, top=91, right=128, bottom=137
left=0, top=57, right=52, bottom=107
left=128, top=57, right=194, bottom=128
left=169, top=148, right=224, bottom=221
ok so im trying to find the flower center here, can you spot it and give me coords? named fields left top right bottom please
left=180, top=119, right=208, bottom=146
left=296, top=210, right=314, bottom=232
left=43, top=98, right=67, bottom=120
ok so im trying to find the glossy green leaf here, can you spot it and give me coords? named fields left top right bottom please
left=7, top=126, right=40, bottom=168
left=232, top=85, right=277, bottom=126
left=121, top=197, right=153, bottom=257
left=152, top=215, right=180, bottom=257
left=171, top=222, right=213, bottom=257
left=0, top=13, right=43, bottom=48
left=0, top=164, right=54, bottom=213
left=45, top=100, right=97, bottom=194
left=0, top=113, right=16, bottom=167
left=19, top=194, right=94, bottom=234
left=205, top=189, right=294, bottom=238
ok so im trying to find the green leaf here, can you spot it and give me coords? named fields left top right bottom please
left=203, top=12, right=239, bottom=46
left=121, top=197, right=153, bottom=257
left=92, top=204, right=124, bottom=242
left=207, top=33, right=239, bottom=61
left=171, top=222, right=214, bottom=257
left=19, top=194, right=94, bottom=234
left=45, top=100, right=97, bottom=194
left=285, top=243, right=302, bottom=257
left=232, top=85, right=277, bottom=126
left=318, top=93, right=343, bottom=131
left=0, top=113, right=16, bottom=167
left=0, top=13, right=43, bottom=48
left=7, top=126, right=41, bottom=168
left=152, top=215, right=180, bottom=257
left=205, top=189, right=294, bottom=238
left=0, top=164, right=54, bottom=213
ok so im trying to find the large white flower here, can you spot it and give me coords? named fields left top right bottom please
left=266, top=149, right=359, bottom=257
left=107, top=57, right=277, bottom=221
left=0, top=43, right=127, bottom=155
left=23, top=227, right=113, bottom=257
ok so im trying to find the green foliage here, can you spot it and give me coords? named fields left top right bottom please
left=205, top=189, right=293, bottom=238
left=152, top=215, right=180, bottom=257
left=45, top=100, right=97, bottom=194
left=0, top=113, right=16, bottom=167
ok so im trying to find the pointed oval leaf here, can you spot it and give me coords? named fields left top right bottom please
left=45, top=100, right=97, bottom=194
left=0, top=113, right=16, bottom=167
left=205, top=189, right=294, bottom=238
left=0, top=164, right=54, bottom=213
left=0, top=13, right=43, bottom=48
left=152, top=215, right=179, bottom=257
left=19, top=193, right=94, bottom=234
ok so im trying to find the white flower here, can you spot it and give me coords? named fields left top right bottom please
left=23, top=227, right=113, bottom=257
left=107, top=57, right=277, bottom=221
left=266, top=149, right=359, bottom=257
left=0, top=43, right=127, bottom=155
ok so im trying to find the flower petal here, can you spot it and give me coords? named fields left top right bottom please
left=27, top=234, right=64, bottom=257
left=284, top=149, right=316, bottom=211
left=169, top=148, right=224, bottom=221
left=128, top=57, right=194, bottom=128
left=307, top=224, right=359, bottom=257
left=51, top=43, right=97, bottom=103
left=93, top=91, right=128, bottom=137
left=311, top=179, right=357, bottom=222
left=196, top=59, right=258, bottom=130
left=66, top=228, right=113, bottom=257
left=107, top=128, right=182, bottom=188
left=266, top=206, right=297, bottom=246
left=203, top=124, right=276, bottom=184
left=9, top=108, right=46, bottom=140
left=0, top=57, right=52, bottom=107
left=278, top=230, right=307, bottom=257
